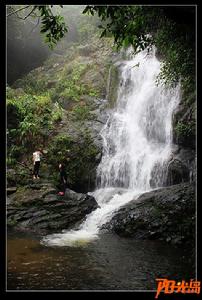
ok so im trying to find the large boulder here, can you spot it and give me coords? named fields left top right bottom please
left=7, top=183, right=98, bottom=233
left=102, top=182, right=195, bottom=246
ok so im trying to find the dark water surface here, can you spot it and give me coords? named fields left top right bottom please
left=7, top=230, right=194, bottom=291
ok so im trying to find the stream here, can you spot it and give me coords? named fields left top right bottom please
left=7, top=230, right=194, bottom=290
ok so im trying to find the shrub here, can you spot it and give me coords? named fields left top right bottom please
left=7, top=88, right=63, bottom=161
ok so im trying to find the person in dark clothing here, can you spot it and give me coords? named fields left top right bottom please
left=58, top=163, right=67, bottom=196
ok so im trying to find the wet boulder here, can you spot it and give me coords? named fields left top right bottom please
left=7, top=183, right=98, bottom=233
left=103, top=182, right=195, bottom=246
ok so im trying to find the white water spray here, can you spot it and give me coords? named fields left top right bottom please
left=42, top=48, right=180, bottom=247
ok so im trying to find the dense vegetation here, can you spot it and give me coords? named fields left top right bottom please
left=7, top=7, right=113, bottom=191
left=7, top=87, right=62, bottom=164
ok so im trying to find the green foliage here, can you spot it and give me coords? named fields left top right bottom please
left=84, top=6, right=195, bottom=87
left=51, top=63, right=99, bottom=104
left=36, top=5, right=68, bottom=49
left=71, top=104, right=92, bottom=121
left=7, top=157, right=17, bottom=167
left=59, top=85, right=83, bottom=102
left=53, top=63, right=86, bottom=102
left=7, top=88, right=64, bottom=163
left=155, top=19, right=195, bottom=87
left=83, top=6, right=153, bottom=51
left=88, top=88, right=99, bottom=97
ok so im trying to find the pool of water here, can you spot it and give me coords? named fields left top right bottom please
left=7, top=230, right=194, bottom=291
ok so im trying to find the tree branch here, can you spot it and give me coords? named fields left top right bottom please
left=6, top=5, right=31, bottom=17
left=7, top=5, right=37, bottom=21
left=23, top=7, right=37, bottom=20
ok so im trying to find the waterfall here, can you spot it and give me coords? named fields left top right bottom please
left=42, top=48, right=180, bottom=247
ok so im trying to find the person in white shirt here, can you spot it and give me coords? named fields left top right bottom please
left=33, top=149, right=42, bottom=179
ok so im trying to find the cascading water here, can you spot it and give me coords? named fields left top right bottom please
left=42, top=48, right=180, bottom=247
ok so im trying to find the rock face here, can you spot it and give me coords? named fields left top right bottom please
left=166, top=158, right=190, bottom=185
left=173, top=102, right=195, bottom=150
left=7, top=183, right=98, bottom=233
left=171, top=81, right=196, bottom=184
left=102, top=182, right=195, bottom=245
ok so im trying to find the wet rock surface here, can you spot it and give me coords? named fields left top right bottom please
left=166, top=158, right=190, bottom=185
left=7, top=182, right=98, bottom=233
left=102, top=182, right=195, bottom=246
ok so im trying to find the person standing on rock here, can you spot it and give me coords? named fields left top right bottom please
left=32, top=149, right=42, bottom=180
left=58, top=163, right=68, bottom=196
